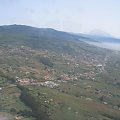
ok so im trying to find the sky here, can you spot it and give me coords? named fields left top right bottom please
left=0, top=0, right=120, bottom=37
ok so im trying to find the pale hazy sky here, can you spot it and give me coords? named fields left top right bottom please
left=0, top=0, right=120, bottom=37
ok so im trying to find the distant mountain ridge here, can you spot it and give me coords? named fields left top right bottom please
left=0, top=24, right=77, bottom=39
left=1, top=24, right=120, bottom=44
left=0, top=24, right=108, bottom=56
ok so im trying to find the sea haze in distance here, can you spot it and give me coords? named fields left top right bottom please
left=86, top=41, right=120, bottom=51
left=77, top=30, right=120, bottom=51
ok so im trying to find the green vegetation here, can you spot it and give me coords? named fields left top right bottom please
left=18, top=85, right=120, bottom=120
left=0, top=25, right=120, bottom=120
left=38, top=57, right=53, bottom=68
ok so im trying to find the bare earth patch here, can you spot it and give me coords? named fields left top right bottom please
left=0, top=112, right=13, bottom=120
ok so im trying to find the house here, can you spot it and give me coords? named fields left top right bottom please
left=40, top=81, right=59, bottom=88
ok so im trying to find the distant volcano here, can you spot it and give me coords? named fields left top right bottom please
left=89, top=30, right=113, bottom=38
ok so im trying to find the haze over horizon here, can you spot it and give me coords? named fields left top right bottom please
left=0, top=0, right=120, bottom=38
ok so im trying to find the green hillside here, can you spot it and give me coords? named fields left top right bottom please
left=0, top=25, right=120, bottom=120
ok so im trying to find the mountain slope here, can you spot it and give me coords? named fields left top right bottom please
left=0, top=24, right=108, bottom=56
left=1, top=25, right=120, bottom=120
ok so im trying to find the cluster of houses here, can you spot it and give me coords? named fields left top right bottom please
left=16, top=77, right=59, bottom=88
left=40, top=81, right=59, bottom=88
left=60, top=53, right=106, bottom=81
left=16, top=77, right=40, bottom=85
left=78, top=71, right=96, bottom=80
